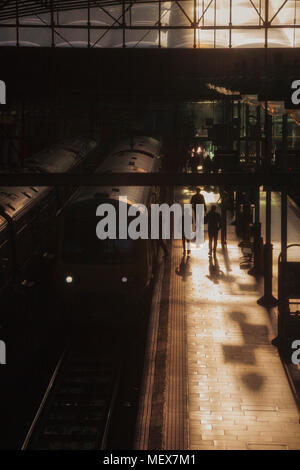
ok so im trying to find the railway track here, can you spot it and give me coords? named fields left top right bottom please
left=22, top=334, right=123, bottom=450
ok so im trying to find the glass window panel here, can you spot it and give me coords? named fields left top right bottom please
left=232, top=0, right=262, bottom=26
left=89, top=28, right=123, bottom=48
left=19, top=27, right=51, bottom=46
left=270, top=1, right=297, bottom=26
left=295, top=28, right=300, bottom=47
left=168, top=29, right=193, bottom=48
left=169, top=1, right=193, bottom=26
left=268, top=27, right=294, bottom=47
left=131, top=3, right=160, bottom=25
left=199, top=29, right=215, bottom=48
left=0, top=27, right=16, bottom=45
left=216, top=29, right=230, bottom=47
left=99, top=4, right=122, bottom=23
left=55, top=28, right=88, bottom=47
left=201, top=2, right=215, bottom=26
left=19, top=14, right=50, bottom=25
left=57, top=9, right=88, bottom=25
left=216, top=0, right=230, bottom=25
left=231, top=28, right=265, bottom=47
left=125, top=29, right=158, bottom=47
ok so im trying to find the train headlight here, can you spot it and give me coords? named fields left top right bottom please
left=65, top=275, right=74, bottom=284
left=121, top=276, right=135, bottom=285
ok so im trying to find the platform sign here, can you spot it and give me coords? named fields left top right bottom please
left=280, top=262, right=300, bottom=299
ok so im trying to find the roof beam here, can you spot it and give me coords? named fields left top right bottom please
left=0, top=172, right=298, bottom=187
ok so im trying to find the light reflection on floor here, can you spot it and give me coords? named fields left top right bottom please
left=177, top=187, right=300, bottom=450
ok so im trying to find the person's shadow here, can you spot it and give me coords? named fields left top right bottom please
left=175, top=255, right=192, bottom=282
left=207, top=253, right=223, bottom=284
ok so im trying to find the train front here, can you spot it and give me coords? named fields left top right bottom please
left=54, top=137, right=161, bottom=324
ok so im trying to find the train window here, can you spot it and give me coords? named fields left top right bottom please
left=62, top=217, right=138, bottom=265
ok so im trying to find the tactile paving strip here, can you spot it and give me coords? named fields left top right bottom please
left=163, top=240, right=188, bottom=450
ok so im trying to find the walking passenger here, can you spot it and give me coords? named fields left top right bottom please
left=190, top=188, right=207, bottom=216
left=206, top=205, right=221, bottom=255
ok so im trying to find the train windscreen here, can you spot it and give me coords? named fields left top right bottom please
left=62, top=217, right=138, bottom=264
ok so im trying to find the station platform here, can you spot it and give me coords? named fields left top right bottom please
left=135, top=188, right=300, bottom=451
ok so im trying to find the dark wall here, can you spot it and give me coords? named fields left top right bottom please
left=1, top=47, right=300, bottom=104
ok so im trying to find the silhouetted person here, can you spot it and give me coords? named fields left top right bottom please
left=190, top=188, right=207, bottom=216
left=203, top=155, right=211, bottom=173
left=206, top=205, right=221, bottom=255
left=191, top=154, right=198, bottom=173
left=180, top=212, right=191, bottom=255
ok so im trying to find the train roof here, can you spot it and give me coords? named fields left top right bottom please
left=26, top=139, right=97, bottom=173
left=111, top=136, right=161, bottom=158
left=0, top=186, right=48, bottom=219
left=0, top=215, right=7, bottom=232
left=63, top=137, right=161, bottom=213
left=0, top=138, right=98, bottom=222
left=99, top=150, right=158, bottom=174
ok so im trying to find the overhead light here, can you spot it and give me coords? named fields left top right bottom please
left=207, top=83, right=240, bottom=96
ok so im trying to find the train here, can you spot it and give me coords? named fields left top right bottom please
left=54, top=136, right=162, bottom=323
left=0, top=138, right=98, bottom=294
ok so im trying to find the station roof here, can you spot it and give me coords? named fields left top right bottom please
left=0, top=1, right=299, bottom=48
left=0, top=1, right=125, bottom=21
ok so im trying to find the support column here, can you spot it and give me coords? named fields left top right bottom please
left=245, top=104, right=250, bottom=164
left=257, top=187, right=277, bottom=306
left=279, top=189, right=288, bottom=343
left=237, top=101, right=241, bottom=157
left=273, top=113, right=288, bottom=346
left=249, top=106, right=262, bottom=276
left=257, top=32, right=277, bottom=306
left=249, top=186, right=262, bottom=276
